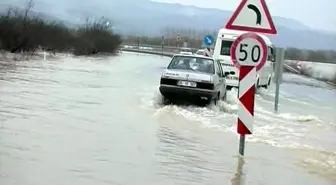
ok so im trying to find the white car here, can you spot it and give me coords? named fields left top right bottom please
left=212, top=28, right=275, bottom=90
left=159, top=54, right=235, bottom=105
left=179, top=47, right=193, bottom=55
left=195, top=49, right=205, bottom=56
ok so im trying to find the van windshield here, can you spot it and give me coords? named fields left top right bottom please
left=220, top=40, right=234, bottom=56
left=167, top=56, right=214, bottom=74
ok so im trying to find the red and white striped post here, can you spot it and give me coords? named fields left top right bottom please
left=237, top=66, right=256, bottom=155
left=230, top=32, right=268, bottom=156
left=237, top=66, right=256, bottom=135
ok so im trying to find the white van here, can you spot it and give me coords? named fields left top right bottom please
left=212, top=28, right=275, bottom=90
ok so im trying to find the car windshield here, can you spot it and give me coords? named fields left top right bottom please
left=167, top=56, right=214, bottom=74
left=220, top=40, right=234, bottom=56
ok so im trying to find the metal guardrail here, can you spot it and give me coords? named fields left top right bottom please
left=121, top=44, right=199, bottom=53
left=121, top=47, right=175, bottom=57
left=121, top=44, right=301, bottom=74
left=121, top=43, right=198, bottom=50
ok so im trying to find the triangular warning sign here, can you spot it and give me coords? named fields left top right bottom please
left=225, top=0, right=277, bottom=34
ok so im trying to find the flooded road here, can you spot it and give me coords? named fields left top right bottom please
left=0, top=52, right=335, bottom=185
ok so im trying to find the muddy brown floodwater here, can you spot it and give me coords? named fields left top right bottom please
left=0, top=52, right=335, bottom=185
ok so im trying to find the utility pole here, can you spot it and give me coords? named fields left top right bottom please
left=176, top=34, right=180, bottom=48
left=161, top=36, right=164, bottom=56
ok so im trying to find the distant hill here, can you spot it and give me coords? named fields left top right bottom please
left=1, top=0, right=336, bottom=50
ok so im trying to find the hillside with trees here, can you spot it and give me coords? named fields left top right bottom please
left=0, top=0, right=121, bottom=56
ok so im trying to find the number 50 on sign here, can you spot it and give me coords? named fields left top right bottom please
left=230, top=32, right=268, bottom=71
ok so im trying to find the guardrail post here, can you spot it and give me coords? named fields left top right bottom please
left=137, top=37, right=140, bottom=53
left=274, top=47, right=285, bottom=113
left=161, top=36, right=164, bottom=56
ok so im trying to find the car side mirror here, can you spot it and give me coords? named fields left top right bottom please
left=271, top=55, right=275, bottom=62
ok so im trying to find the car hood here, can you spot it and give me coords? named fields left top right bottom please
left=162, top=69, right=212, bottom=82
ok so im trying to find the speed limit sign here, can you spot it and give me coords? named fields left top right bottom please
left=230, top=32, right=268, bottom=71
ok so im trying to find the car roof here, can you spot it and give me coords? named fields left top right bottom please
left=172, top=53, right=213, bottom=60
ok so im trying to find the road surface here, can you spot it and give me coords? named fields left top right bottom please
left=0, top=52, right=335, bottom=185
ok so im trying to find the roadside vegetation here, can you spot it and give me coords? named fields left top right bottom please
left=0, top=0, right=122, bottom=56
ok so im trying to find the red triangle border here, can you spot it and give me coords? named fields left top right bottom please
left=225, top=0, right=277, bottom=34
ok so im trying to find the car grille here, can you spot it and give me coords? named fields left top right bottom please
left=160, top=78, right=214, bottom=90
left=160, top=78, right=177, bottom=86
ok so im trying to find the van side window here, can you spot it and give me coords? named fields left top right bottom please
left=220, top=40, right=233, bottom=56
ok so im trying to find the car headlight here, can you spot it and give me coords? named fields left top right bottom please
left=209, top=76, right=213, bottom=83
left=161, top=72, right=167, bottom=78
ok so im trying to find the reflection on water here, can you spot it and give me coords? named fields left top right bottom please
left=156, top=125, right=209, bottom=183
left=231, top=157, right=245, bottom=185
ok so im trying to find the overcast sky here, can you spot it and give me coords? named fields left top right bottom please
left=153, top=0, right=335, bottom=33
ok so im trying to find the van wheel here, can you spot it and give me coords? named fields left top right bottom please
left=266, top=77, right=272, bottom=88
left=262, top=77, right=272, bottom=89
left=255, top=79, right=259, bottom=89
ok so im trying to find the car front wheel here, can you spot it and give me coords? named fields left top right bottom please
left=212, top=93, right=220, bottom=105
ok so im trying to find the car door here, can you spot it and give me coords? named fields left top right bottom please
left=213, top=60, right=220, bottom=90
left=214, top=60, right=225, bottom=98
left=217, top=60, right=226, bottom=97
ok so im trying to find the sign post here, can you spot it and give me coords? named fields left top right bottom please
left=203, top=35, right=214, bottom=57
left=225, top=0, right=278, bottom=156
left=230, top=32, right=268, bottom=155
left=274, top=47, right=285, bottom=112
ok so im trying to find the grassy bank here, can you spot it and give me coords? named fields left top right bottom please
left=0, top=0, right=122, bottom=57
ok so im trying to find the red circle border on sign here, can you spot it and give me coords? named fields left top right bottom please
left=230, top=32, right=268, bottom=71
